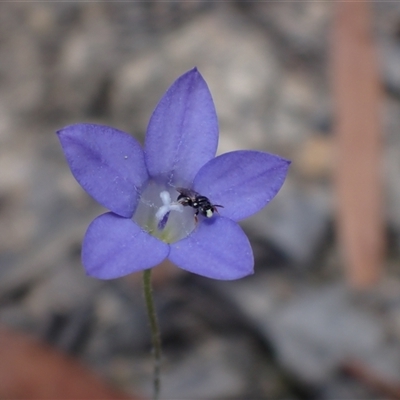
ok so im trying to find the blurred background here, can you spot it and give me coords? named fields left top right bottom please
left=1, top=1, right=400, bottom=399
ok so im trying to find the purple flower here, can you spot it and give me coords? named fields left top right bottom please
left=57, top=68, right=290, bottom=280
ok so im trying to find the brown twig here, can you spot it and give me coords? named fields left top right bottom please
left=331, top=0, right=385, bottom=288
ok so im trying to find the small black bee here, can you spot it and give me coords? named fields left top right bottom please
left=176, top=187, right=223, bottom=221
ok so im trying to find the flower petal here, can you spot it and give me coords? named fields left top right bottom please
left=169, top=217, right=253, bottom=280
left=144, top=68, right=218, bottom=186
left=193, top=150, right=290, bottom=221
left=82, top=212, right=169, bottom=279
left=57, top=124, right=148, bottom=218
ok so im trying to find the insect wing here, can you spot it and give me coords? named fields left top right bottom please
left=176, top=187, right=199, bottom=199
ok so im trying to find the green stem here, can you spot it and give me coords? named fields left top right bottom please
left=142, top=269, right=161, bottom=400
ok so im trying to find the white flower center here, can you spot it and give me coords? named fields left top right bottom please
left=133, top=181, right=196, bottom=243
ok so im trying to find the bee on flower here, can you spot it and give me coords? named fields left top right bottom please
left=57, top=68, right=290, bottom=280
